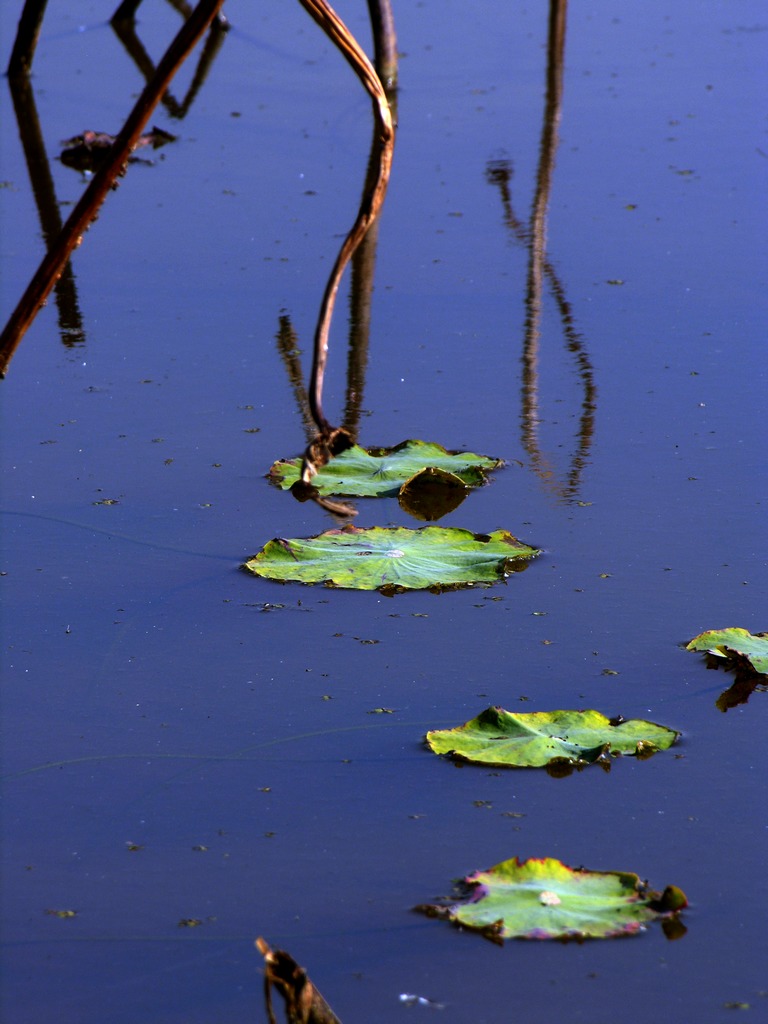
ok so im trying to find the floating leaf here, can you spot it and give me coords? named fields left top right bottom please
left=268, top=439, right=502, bottom=498
left=416, top=856, right=687, bottom=942
left=425, top=707, right=679, bottom=770
left=686, top=627, right=768, bottom=676
left=243, top=526, right=540, bottom=592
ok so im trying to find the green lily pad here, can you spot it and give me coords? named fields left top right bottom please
left=416, top=856, right=687, bottom=942
left=267, top=439, right=503, bottom=498
left=425, top=707, right=679, bottom=769
left=686, top=628, right=768, bottom=676
left=243, top=525, right=540, bottom=592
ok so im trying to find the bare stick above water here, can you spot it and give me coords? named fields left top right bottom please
left=0, top=0, right=226, bottom=377
left=296, top=0, right=395, bottom=442
left=257, top=937, right=343, bottom=1024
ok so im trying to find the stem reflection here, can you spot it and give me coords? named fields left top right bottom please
left=487, top=0, right=596, bottom=502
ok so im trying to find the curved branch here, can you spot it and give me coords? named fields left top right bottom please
left=296, top=0, right=395, bottom=439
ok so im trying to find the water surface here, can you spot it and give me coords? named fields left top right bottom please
left=1, top=2, right=766, bottom=1022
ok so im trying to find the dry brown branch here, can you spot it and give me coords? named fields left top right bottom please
left=0, top=0, right=226, bottom=377
left=295, top=0, right=394, bottom=440
left=256, top=937, right=343, bottom=1024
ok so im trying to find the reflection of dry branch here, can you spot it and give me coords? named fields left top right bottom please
left=343, top=89, right=399, bottom=439
left=111, top=0, right=227, bottom=26
left=111, top=4, right=229, bottom=120
left=257, top=937, right=343, bottom=1024
left=366, top=0, right=398, bottom=90
left=276, top=315, right=315, bottom=440
left=342, top=227, right=376, bottom=437
left=0, top=0, right=226, bottom=377
left=7, top=73, right=84, bottom=346
left=6, top=0, right=49, bottom=76
left=273, top=318, right=357, bottom=516
left=523, top=0, right=568, bottom=492
left=486, top=0, right=596, bottom=502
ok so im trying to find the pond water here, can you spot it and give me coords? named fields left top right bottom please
left=1, top=2, right=766, bottom=1021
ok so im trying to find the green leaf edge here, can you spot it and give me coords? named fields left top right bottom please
left=686, top=627, right=768, bottom=676
left=415, top=855, right=688, bottom=942
left=424, top=706, right=680, bottom=769
left=242, top=525, right=541, bottom=593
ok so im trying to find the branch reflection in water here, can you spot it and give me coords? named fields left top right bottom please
left=111, top=0, right=229, bottom=120
left=7, top=73, right=85, bottom=347
left=487, top=0, right=596, bottom=502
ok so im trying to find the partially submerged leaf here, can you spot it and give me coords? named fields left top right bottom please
left=397, top=466, right=470, bottom=520
left=425, top=707, right=679, bottom=769
left=416, top=856, right=687, bottom=942
left=244, top=526, right=540, bottom=592
left=268, top=439, right=502, bottom=498
left=686, top=627, right=768, bottom=676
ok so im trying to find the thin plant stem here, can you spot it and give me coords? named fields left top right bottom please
left=296, top=0, right=394, bottom=440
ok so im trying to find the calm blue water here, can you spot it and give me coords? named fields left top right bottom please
left=1, top=2, right=766, bottom=1021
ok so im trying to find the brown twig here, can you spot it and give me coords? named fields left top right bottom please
left=256, top=937, right=343, bottom=1024
left=0, top=0, right=226, bottom=377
